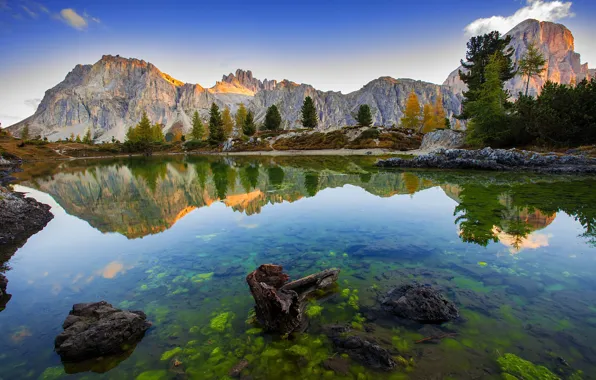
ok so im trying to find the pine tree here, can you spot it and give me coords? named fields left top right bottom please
left=518, top=42, right=547, bottom=96
left=75, top=134, right=81, bottom=143
left=243, top=111, right=256, bottom=136
left=208, top=103, right=225, bottom=145
left=422, top=103, right=434, bottom=133
left=400, top=91, right=421, bottom=130
left=235, top=104, right=248, bottom=130
left=264, top=104, right=282, bottom=131
left=465, top=54, right=511, bottom=146
left=222, top=107, right=234, bottom=138
left=191, top=111, right=205, bottom=140
left=355, top=104, right=373, bottom=127
left=125, top=126, right=137, bottom=142
left=459, top=31, right=515, bottom=119
left=301, top=96, right=318, bottom=128
left=83, top=128, right=93, bottom=144
left=21, top=125, right=30, bottom=140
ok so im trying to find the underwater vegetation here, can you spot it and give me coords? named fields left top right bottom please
left=497, top=353, right=560, bottom=380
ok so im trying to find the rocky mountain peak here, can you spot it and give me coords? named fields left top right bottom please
left=221, top=69, right=277, bottom=93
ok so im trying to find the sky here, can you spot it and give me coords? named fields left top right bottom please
left=1, top=0, right=595, bottom=127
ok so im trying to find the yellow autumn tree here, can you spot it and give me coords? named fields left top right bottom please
left=400, top=91, right=421, bottom=130
left=433, top=95, right=446, bottom=129
left=222, top=107, right=234, bottom=138
left=422, top=104, right=434, bottom=133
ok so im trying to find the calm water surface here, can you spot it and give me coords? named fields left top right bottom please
left=1, top=155, right=596, bottom=379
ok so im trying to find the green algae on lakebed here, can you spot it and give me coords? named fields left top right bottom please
left=1, top=155, right=596, bottom=379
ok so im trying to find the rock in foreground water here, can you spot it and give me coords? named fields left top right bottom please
left=381, top=284, right=459, bottom=323
left=377, top=147, right=596, bottom=173
left=55, top=301, right=151, bottom=362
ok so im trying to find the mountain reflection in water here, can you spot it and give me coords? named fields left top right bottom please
left=16, top=155, right=596, bottom=250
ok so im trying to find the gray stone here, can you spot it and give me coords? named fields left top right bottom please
left=420, top=129, right=465, bottom=151
left=55, top=301, right=151, bottom=362
left=381, top=283, right=459, bottom=323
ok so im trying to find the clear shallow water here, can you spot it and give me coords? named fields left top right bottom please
left=1, top=155, right=596, bottom=379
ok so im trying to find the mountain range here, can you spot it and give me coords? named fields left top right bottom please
left=7, top=19, right=594, bottom=142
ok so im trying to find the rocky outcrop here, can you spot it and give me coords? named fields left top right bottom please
left=8, top=56, right=462, bottom=141
left=381, top=284, right=459, bottom=323
left=55, top=301, right=151, bottom=362
left=444, top=19, right=595, bottom=98
left=377, top=147, right=596, bottom=173
left=419, top=129, right=465, bottom=151
left=0, top=185, right=54, bottom=257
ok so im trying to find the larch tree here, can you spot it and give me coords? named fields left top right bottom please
left=208, top=103, right=225, bottom=145
left=221, top=107, right=235, bottom=138
left=235, top=104, right=248, bottom=130
left=433, top=95, right=446, bottom=129
left=517, top=42, right=547, bottom=96
left=264, top=104, right=282, bottom=131
left=301, top=96, right=318, bottom=128
left=83, top=128, right=93, bottom=144
left=191, top=111, right=205, bottom=140
left=400, top=91, right=422, bottom=130
left=422, top=103, right=434, bottom=133
left=151, top=123, right=165, bottom=142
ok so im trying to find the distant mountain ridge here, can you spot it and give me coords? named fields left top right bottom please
left=8, top=19, right=594, bottom=142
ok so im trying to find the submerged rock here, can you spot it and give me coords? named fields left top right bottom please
left=381, top=284, right=459, bottom=323
left=329, top=334, right=397, bottom=371
left=377, top=147, right=596, bottom=173
left=55, top=301, right=151, bottom=362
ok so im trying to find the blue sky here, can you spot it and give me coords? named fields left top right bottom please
left=1, top=0, right=595, bottom=126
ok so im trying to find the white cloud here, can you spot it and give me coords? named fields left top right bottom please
left=464, top=0, right=574, bottom=36
left=21, top=5, right=37, bottom=18
left=59, top=8, right=87, bottom=30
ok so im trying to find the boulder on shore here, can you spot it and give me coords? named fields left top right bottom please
left=55, top=301, right=151, bottom=362
left=381, top=283, right=459, bottom=323
left=419, top=129, right=465, bottom=151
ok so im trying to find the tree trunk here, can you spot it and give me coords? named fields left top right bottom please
left=246, top=264, right=340, bottom=334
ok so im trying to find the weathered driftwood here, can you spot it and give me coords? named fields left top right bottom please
left=246, top=264, right=340, bottom=334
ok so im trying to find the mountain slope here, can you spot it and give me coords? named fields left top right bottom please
left=444, top=19, right=595, bottom=97
left=8, top=58, right=461, bottom=141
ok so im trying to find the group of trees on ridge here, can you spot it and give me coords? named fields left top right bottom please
left=458, top=31, right=596, bottom=148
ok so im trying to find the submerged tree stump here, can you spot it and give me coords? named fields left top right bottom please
left=246, top=264, right=340, bottom=334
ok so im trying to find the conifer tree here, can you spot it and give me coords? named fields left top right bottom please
left=83, top=128, right=93, bottom=144
left=433, top=95, right=446, bottom=129
left=136, top=111, right=153, bottom=143
left=191, top=111, right=205, bottom=140
left=243, top=111, right=256, bottom=136
left=301, top=96, right=318, bottom=128
left=518, top=42, right=547, bottom=96
left=400, top=91, right=421, bottom=130
left=75, top=134, right=81, bottom=143
left=21, top=125, right=30, bottom=140
left=208, top=103, right=225, bottom=145
left=151, top=123, right=165, bottom=142
left=221, top=107, right=234, bottom=138
left=235, top=104, right=248, bottom=130
left=264, top=104, right=282, bottom=131
left=355, top=104, right=373, bottom=127
left=422, top=104, right=434, bottom=133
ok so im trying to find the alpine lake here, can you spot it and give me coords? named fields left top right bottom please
left=1, top=154, right=596, bottom=380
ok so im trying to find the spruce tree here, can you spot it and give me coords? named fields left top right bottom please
left=208, top=103, right=225, bottom=145
left=83, top=128, right=93, bottom=144
left=264, top=104, right=282, bottom=131
left=221, top=107, right=234, bottom=138
left=518, top=42, right=547, bottom=96
left=151, top=123, right=165, bottom=142
left=459, top=31, right=515, bottom=119
left=136, top=111, right=153, bottom=143
left=243, top=111, right=256, bottom=136
left=301, top=96, right=317, bottom=128
left=400, top=91, right=422, bottom=130
left=191, top=111, right=205, bottom=140
left=355, top=104, right=373, bottom=127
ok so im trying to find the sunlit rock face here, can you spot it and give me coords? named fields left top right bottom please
left=444, top=19, right=595, bottom=98
left=8, top=58, right=462, bottom=140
